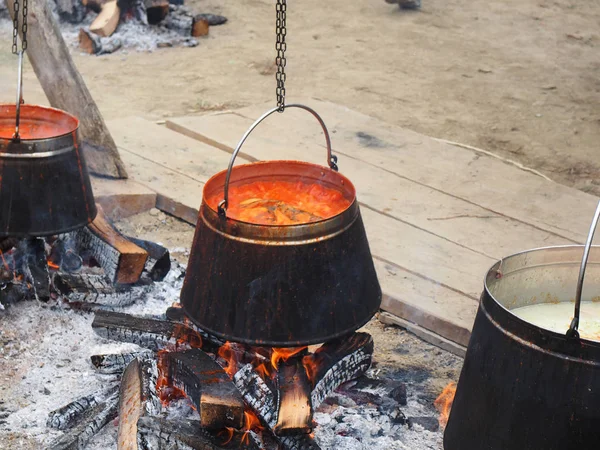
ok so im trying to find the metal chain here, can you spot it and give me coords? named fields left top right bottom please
left=11, top=0, right=28, bottom=54
left=275, top=0, right=287, bottom=112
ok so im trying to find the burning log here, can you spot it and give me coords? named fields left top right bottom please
left=90, top=0, right=120, bottom=37
left=73, top=206, right=148, bottom=285
left=54, top=272, right=114, bottom=295
left=47, top=383, right=119, bottom=431
left=48, top=388, right=119, bottom=450
left=128, top=238, right=170, bottom=282
left=166, top=306, right=226, bottom=348
left=136, top=417, right=263, bottom=450
left=91, top=350, right=154, bottom=374
left=117, top=358, right=162, bottom=450
left=166, top=349, right=245, bottom=430
left=274, top=358, right=313, bottom=435
left=79, top=28, right=123, bottom=55
left=305, top=333, right=374, bottom=409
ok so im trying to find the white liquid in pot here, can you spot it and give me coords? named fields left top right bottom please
left=511, top=301, right=600, bottom=341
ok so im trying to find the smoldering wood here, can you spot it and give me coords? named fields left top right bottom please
left=136, top=417, right=264, bottom=450
left=165, top=306, right=226, bottom=349
left=73, top=206, right=148, bottom=284
left=79, top=28, right=122, bottom=55
left=50, top=235, right=83, bottom=272
left=47, top=383, right=119, bottom=431
left=54, top=271, right=114, bottom=295
left=193, top=13, right=227, bottom=26
left=90, top=349, right=154, bottom=374
left=128, top=237, right=170, bottom=282
left=4, top=0, right=128, bottom=178
left=18, top=238, right=50, bottom=300
left=144, top=0, right=169, bottom=24
left=48, top=389, right=119, bottom=450
left=166, top=349, right=245, bottom=430
left=274, top=358, right=313, bottom=435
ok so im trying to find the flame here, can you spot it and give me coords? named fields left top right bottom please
left=218, top=342, right=239, bottom=378
left=434, top=382, right=457, bottom=428
left=155, top=350, right=186, bottom=406
left=254, top=362, right=273, bottom=379
left=172, top=324, right=203, bottom=349
left=48, top=260, right=60, bottom=271
left=218, top=428, right=234, bottom=445
left=240, top=410, right=263, bottom=446
left=302, top=354, right=319, bottom=385
left=271, top=346, right=308, bottom=369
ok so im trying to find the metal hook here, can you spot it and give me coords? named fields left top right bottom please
left=13, top=50, right=24, bottom=142
left=566, top=200, right=600, bottom=339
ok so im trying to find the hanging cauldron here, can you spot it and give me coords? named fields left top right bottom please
left=445, top=241, right=600, bottom=450
left=180, top=104, right=382, bottom=346
left=0, top=102, right=96, bottom=236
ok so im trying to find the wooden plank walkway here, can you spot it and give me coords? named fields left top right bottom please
left=105, top=99, right=599, bottom=352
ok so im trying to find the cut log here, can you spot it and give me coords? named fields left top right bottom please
left=127, top=238, right=170, bottom=282
left=79, top=28, right=102, bottom=54
left=54, top=272, right=114, bottom=295
left=191, top=17, right=209, bottom=37
left=90, top=0, right=120, bottom=37
left=48, top=389, right=119, bottom=450
left=145, top=0, right=169, bottom=24
left=274, top=358, right=313, bottom=435
left=194, top=13, right=227, bottom=26
left=5, top=0, right=128, bottom=178
left=167, top=349, right=245, bottom=430
left=117, top=358, right=162, bottom=450
left=47, top=383, right=119, bottom=430
left=90, top=350, right=154, bottom=374
left=136, top=417, right=263, bottom=450
left=74, top=205, right=148, bottom=284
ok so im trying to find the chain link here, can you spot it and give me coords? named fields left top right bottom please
left=275, top=0, right=287, bottom=112
left=11, top=0, right=27, bottom=54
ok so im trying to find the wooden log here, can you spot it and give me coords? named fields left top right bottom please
left=193, top=13, right=227, bottom=26
left=167, top=349, right=245, bottom=430
left=54, top=272, right=114, bottom=295
left=47, top=383, right=119, bottom=430
left=274, top=358, right=313, bottom=435
left=191, top=17, right=209, bottom=37
left=136, top=417, right=263, bottom=450
left=165, top=306, right=226, bottom=349
left=90, top=0, right=120, bottom=37
left=117, top=358, right=162, bottom=450
left=127, top=238, right=170, bottom=282
left=48, top=389, right=119, bottom=450
left=144, top=0, right=169, bottom=24
left=90, top=350, right=154, bottom=374
left=74, top=205, right=148, bottom=284
left=79, top=28, right=101, bottom=54
left=5, top=0, right=128, bottom=178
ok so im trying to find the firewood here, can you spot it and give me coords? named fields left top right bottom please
left=90, top=350, right=154, bottom=374
left=90, top=0, right=120, bottom=37
left=55, top=272, right=114, bottom=295
left=144, top=0, right=169, bottom=24
left=127, top=238, right=170, bottom=282
left=191, top=17, right=209, bottom=37
left=50, top=235, right=83, bottom=272
left=194, top=13, right=227, bottom=26
left=79, top=28, right=101, bottom=54
left=5, top=0, right=128, bottom=178
left=274, top=358, right=313, bottom=435
left=136, top=417, right=263, bottom=450
left=47, top=383, right=119, bottom=430
left=117, top=358, right=162, bottom=450
left=74, top=205, right=148, bottom=284
left=166, top=306, right=226, bottom=348
left=0, top=237, right=18, bottom=253
left=167, top=349, right=245, bottom=430
left=48, top=389, right=119, bottom=450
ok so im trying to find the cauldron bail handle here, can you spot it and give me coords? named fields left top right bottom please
left=567, top=200, right=600, bottom=339
left=12, top=50, right=24, bottom=142
left=218, top=103, right=338, bottom=217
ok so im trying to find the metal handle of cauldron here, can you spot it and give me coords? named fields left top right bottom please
left=13, top=50, right=24, bottom=142
left=218, top=103, right=338, bottom=216
left=566, top=200, right=600, bottom=339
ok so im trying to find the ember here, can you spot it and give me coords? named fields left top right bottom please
left=207, top=180, right=351, bottom=225
left=434, top=382, right=456, bottom=428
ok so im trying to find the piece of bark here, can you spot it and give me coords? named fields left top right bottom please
left=191, top=17, right=209, bottom=37
left=47, top=384, right=119, bottom=430
left=274, top=358, right=313, bottom=435
left=90, top=0, right=120, bottom=37
left=167, top=349, right=245, bottom=430
left=74, top=205, right=148, bottom=284
left=5, top=0, right=128, bottom=178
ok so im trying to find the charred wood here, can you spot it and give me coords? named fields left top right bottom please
left=194, top=13, right=227, bottom=26
left=144, top=0, right=169, bottom=24
left=48, top=389, right=119, bottom=450
left=18, top=238, right=50, bottom=301
left=274, top=358, right=313, bottom=435
left=128, top=238, right=170, bottom=282
left=165, top=306, right=225, bottom=350
left=79, top=29, right=123, bottom=55
left=136, top=417, right=263, bottom=450
left=166, top=349, right=245, bottom=430
left=50, top=235, right=83, bottom=273
left=55, top=0, right=87, bottom=23
left=47, top=383, right=119, bottom=431
left=0, top=237, right=18, bottom=253
left=54, top=271, right=114, bottom=295
left=91, top=350, right=154, bottom=374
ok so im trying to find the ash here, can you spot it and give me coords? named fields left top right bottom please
left=0, top=257, right=453, bottom=450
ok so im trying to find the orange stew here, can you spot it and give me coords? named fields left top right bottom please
left=208, top=180, right=351, bottom=225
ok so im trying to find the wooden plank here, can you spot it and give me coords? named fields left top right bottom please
left=224, top=99, right=599, bottom=243
left=165, top=112, right=575, bottom=260
left=91, top=177, right=156, bottom=220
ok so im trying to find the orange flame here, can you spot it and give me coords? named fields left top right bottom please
left=218, top=428, right=234, bottom=445
left=172, top=324, right=203, bottom=349
left=271, top=346, right=308, bottom=369
left=48, top=261, right=60, bottom=271
left=434, top=382, right=457, bottom=428
left=241, top=410, right=263, bottom=445
left=218, top=342, right=239, bottom=378
left=302, top=354, right=320, bottom=385
left=254, top=362, right=273, bottom=380
left=155, top=350, right=186, bottom=406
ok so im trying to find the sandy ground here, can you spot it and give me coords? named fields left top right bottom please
left=0, top=0, right=599, bottom=196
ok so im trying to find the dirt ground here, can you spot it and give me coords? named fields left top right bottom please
left=0, top=0, right=599, bottom=195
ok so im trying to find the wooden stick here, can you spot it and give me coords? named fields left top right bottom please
left=274, top=358, right=313, bottom=435
left=5, top=0, right=128, bottom=178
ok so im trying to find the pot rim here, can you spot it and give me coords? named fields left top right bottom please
left=484, top=244, right=600, bottom=348
left=0, top=104, right=80, bottom=145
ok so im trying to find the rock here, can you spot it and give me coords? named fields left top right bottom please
left=389, top=383, right=407, bottom=406
left=408, top=416, right=439, bottom=432
left=43, top=387, right=51, bottom=395
left=149, top=208, right=160, bottom=217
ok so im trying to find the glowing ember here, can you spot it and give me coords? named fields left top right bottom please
left=434, top=382, right=457, bottom=428
left=155, top=351, right=186, bottom=406
left=218, top=342, right=240, bottom=378
left=271, top=346, right=308, bottom=369
left=207, top=180, right=351, bottom=225
left=47, top=260, right=60, bottom=271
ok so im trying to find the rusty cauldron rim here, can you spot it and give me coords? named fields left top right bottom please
left=0, top=104, right=80, bottom=155
left=201, top=159, right=359, bottom=244
left=482, top=244, right=600, bottom=359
